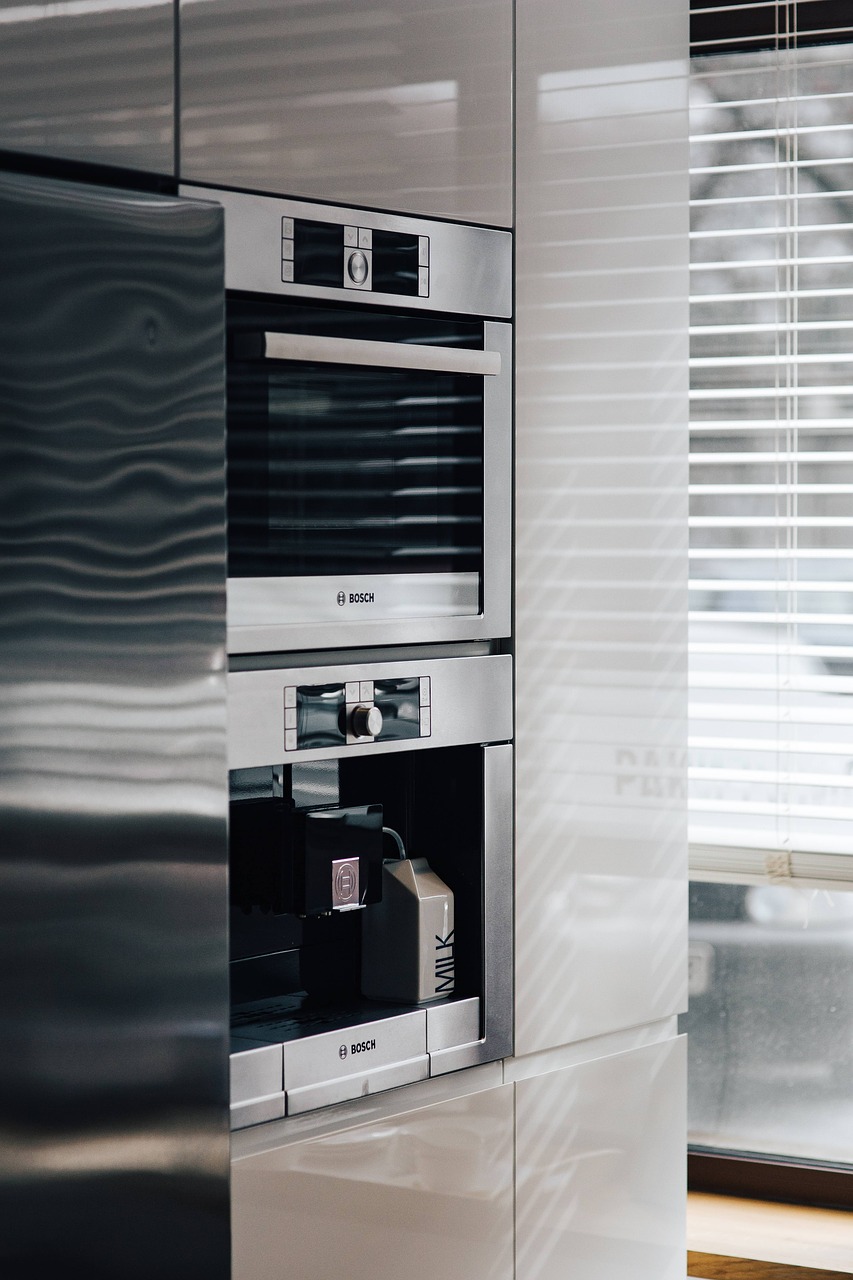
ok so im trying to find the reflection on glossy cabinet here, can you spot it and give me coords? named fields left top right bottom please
left=516, top=1037, right=687, bottom=1280
left=0, top=0, right=174, bottom=174
left=232, top=1083, right=515, bottom=1280
left=179, top=0, right=512, bottom=226
left=514, top=0, right=689, bottom=1055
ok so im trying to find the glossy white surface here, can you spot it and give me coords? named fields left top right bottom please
left=516, top=1036, right=686, bottom=1280
left=231, top=1083, right=514, bottom=1280
left=179, top=0, right=512, bottom=225
left=0, top=0, right=173, bottom=173
left=514, top=0, right=690, bottom=1055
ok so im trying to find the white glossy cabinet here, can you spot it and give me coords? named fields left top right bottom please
left=514, top=0, right=690, bottom=1056
left=179, top=0, right=512, bottom=226
left=0, top=0, right=173, bottom=174
left=232, top=1082, right=515, bottom=1280
left=515, top=1037, right=686, bottom=1280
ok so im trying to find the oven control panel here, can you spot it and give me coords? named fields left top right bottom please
left=180, top=184, right=512, bottom=319
left=281, top=215, right=429, bottom=297
left=284, top=676, right=431, bottom=753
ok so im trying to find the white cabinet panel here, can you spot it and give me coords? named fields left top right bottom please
left=232, top=1083, right=514, bottom=1280
left=516, top=1036, right=686, bottom=1280
left=0, top=0, right=173, bottom=173
left=514, top=0, right=689, bottom=1055
left=180, top=0, right=512, bottom=226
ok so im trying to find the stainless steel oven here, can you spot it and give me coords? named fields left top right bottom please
left=181, top=185, right=512, bottom=655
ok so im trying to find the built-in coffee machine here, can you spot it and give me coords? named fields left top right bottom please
left=228, top=655, right=512, bottom=1125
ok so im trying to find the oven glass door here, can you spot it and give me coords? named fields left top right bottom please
left=227, top=298, right=493, bottom=635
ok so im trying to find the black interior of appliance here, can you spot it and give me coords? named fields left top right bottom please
left=226, top=296, right=485, bottom=579
left=229, top=744, right=483, bottom=1041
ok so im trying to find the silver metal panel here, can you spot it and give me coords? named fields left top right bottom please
left=232, top=1061, right=504, bottom=1153
left=430, top=743, right=514, bottom=1076
left=223, top=318, right=512, bottom=654
left=0, top=0, right=173, bottom=173
left=263, top=331, right=502, bottom=376
left=179, top=0, right=512, bottom=227
left=286, top=1055, right=430, bottom=1115
left=180, top=187, right=511, bottom=317
left=283, top=1012, right=426, bottom=1092
left=0, top=171, right=229, bottom=1275
left=514, top=0, right=689, bottom=1054
left=231, top=1093, right=286, bottom=1131
left=228, top=572, right=479, bottom=631
left=231, top=1043, right=284, bottom=1107
left=424, top=746, right=514, bottom=1077
left=227, top=654, right=513, bottom=769
left=426, top=997, right=480, bottom=1052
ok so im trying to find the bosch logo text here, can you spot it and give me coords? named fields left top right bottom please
left=350, top=1039, right=376, bottom=1055
left=335, top=592, right=375, bottom=605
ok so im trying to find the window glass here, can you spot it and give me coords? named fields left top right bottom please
left=683, top=880, right=853, bottom=1164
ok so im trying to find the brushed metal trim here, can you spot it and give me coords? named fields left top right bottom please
left=228, top=573, right=479, bottom=630
left=229, top=642, right=491, bottom=673
left=481, top=320, right=513, bottom=644
left=178, top=185, right=512, bottom=319
left=283, top=1011, right=426, bottom=1092
left=230, top=1062, right=505, bottom=1155
left=286, top=1056, right=430, bottom=1115
left=264, top=331, right=501, bottom=377
left=231, top=1093, right=286, bottom=1131
left=426, top=997, right=481, bottom=1053
left=227, top=654, right=513, bottom=769
left=482, top=743, right=515, bottom=1061
left=230, top=1042, right=284, bottom=1106
left=428, top=743, right=514, bottom=1076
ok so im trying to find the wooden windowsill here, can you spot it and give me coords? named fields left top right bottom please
left=688, top=1192, right=853, bottom=1278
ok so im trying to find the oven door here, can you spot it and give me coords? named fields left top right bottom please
left=226, top=296, right=511, bottom=654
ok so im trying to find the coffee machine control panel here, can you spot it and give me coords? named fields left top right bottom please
left=284, top=676, right=431, bottom=753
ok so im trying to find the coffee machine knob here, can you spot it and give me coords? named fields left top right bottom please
left=351, top=704, right=383, bottom=738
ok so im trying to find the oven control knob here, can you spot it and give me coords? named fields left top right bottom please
left=347, top=250, right=369, bottom=285
left=351, top=704, right=382, bottom=738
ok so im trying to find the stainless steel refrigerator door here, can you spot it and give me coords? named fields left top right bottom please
left=0, top=170, right=229, bottom=1278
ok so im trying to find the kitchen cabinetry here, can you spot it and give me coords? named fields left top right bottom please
left=515, top=1037, right=686, bottom=1280
left=514, top=0, right=689, bottom=1056
left=0, top=0, right=174, bottom=174
left=231, top=1078, right=514, bottom=1280
left=179, top=0, right=512, bottom=227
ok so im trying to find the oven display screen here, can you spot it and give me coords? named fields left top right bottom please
left=287, top=219, right=423, bottom=296
left=291, top=220, right=343, bottom=288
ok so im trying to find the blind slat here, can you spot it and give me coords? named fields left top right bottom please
left=690, top=26, right=853, bottom=874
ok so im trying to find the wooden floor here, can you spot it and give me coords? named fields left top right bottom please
left=689, top=1254, right=853, bottom=1280
left=688, top=1193, right=853, bottom=1278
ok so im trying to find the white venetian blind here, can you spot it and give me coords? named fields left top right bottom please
left=689, top=2, right=853, bottom=882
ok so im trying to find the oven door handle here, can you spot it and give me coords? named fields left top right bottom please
left=262, top=331, right=501, bottom=377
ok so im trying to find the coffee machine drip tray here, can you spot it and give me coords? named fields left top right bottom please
left=230, top=994, right=481, bottom=1126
